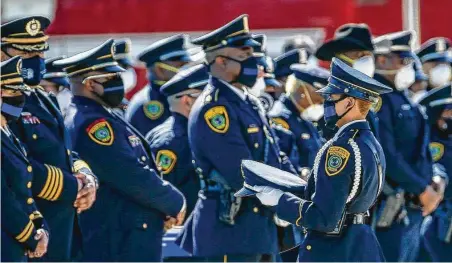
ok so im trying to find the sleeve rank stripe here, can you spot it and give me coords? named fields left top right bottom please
left=41, top=165, right=57, bottom=199
left=51, top=168, right=64, bottom=201
left=16, top=220, right=33, bottom=242
left=38, top=164, right=54, bottom=198
left=46, top=166, right=61, bottom=200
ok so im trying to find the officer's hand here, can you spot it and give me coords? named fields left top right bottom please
left=164, top=216, right=177, bottom=231
left=419, top=185, right=442, bottom=216
left=27, top=229, right=48, bottom=258
left=255, top=186, right=284, bottom=206
left=74, top=173, right=97, bottom=213
left=176, top=207, right=186, bottom=226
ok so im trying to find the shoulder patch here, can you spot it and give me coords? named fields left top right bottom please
left=143, top=100, right=164, bottom=120
left=271, top=117, right=290, bottom=130
left=204, top=106, right=229, bottom=133
left=156, top=149, right=177, bottom=174
left=325, top=146, right=350, bottom=176
left=429, top=142, right=444, bottom=162
left=86, top=118, right=114, bottom=146
left=372, top=96, right=382, bottom=113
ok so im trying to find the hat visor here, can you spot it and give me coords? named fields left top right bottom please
left=45, top=77, right=70, bottom=87
left=264, top=77, right=281, bottom=88
left=3, top=83, right=31, bottom=92
left=316, top=83, right=343, bottom=95
left=118, top=58, right=134, bottom=68
left=234, top=187, right=259, bottom=197
left=315, top=38, right=372, bottom=61
left=102, top=65, right=126, bottom=73
left=421, top=53, right=451, bottom=63
left=394, top=51, right=414, bottom=59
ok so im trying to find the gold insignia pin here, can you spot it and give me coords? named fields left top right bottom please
left=25, top=19, right=41, bottom=36
left=243, top=16, right=249, bottom=33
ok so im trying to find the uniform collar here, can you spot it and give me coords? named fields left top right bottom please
left=334, top=119, right=369, bottom=139
left=218, top=78, right=246, bottom=101
left=72, top=95, right=104, bottom=108
left=281, top=95, right=299, bottom=114
left=172, top=112, right=188, bottom=125
left=374, top=73, right=395, bottom=89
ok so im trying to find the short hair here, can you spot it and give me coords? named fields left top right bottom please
left=285, top=74, right=302, bottom=94
left=357, top=98, right=372, bottom=115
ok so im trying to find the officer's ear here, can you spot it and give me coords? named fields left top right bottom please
left=214, top=56, right=227, bottom=69
left=345, top=97, right=356, bottom=110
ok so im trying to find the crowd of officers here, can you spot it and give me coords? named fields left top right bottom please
left=1, top=14, right=451, bottom=262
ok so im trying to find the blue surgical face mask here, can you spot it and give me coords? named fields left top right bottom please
left=323, top=96, right=352, bottom=130
left=21, top=56, right=46, bottom=86
left=219, top=55, right=259, bottom=88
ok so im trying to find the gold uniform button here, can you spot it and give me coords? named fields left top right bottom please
left=254, top=143, right=259, bottom=148
left=27, top=182, right=32, bottom=188
left=142, top=223, right=148, bottom=229
left=32, top=134, right=38, bottom=140
left=141, top=156, right=146, bottom=161
left=29, top=214, right=35, bottom=220
left=67, top=149, right=71, bottom=156
left=27, top=166, right=32, bottom=173
left=253, top=207, right=259, bottom=213
left=27, top=198, right=34, bottom=205
left=306, top=245, right=312, bottom=250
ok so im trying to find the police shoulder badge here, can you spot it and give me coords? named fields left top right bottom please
left=429, top=142, right=444, bottom=162
left=204, top=106, right=229, bottom=133
left=86, top=118, right=114, bottom=146
left=271, top=117, right=289, bottom=130
left=156, top=149, right=177, bottom=174
left=325, top=146, right=350, bottom=176
left=144, top=100, right=164, bottom=120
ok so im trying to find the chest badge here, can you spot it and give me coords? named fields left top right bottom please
left=156, top=149, right=177, bottom=174
left=301, top=133, right=311, bottom=140
left=144, top=100, right=164, bottom=120
left=429, top=142, right=444, bottom=162
left=204, top=106, right=229, bottom=133
left=325, top=146, right=350, bottom=176
left=21, top=112, right=40, bottom=124
left=128, top=135, right=141, bottom=147
left=401, top=104, right=411, bottom=111
left=86, top=118, right=114, bottom=146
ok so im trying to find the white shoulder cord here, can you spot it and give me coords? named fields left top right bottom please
left=311, top=136, right=362, bottom=204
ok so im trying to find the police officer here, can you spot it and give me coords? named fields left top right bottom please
left=1, top=16, right=97, bottom=261
left=242, top=58, right=392, bottom=261
left=56, top=39, right=186, bottom=262
left=179, top=14, right=296, bottom=261
left=274, top=49, right=305, bottom=96
left=417, top=37, right=452, bottom=90
left=126, top=34, right=203, bottom=134
left=1, top=56, right=49, bottom=261
left=315, top=23, right=380, bottom=140
left=146, top=64, right=209, bottom=216
left=418, top=85, right=452, bottom=262
left=40, top=56, right=72, bottom=117
left=268, top=64, right=327, bottom=175
left=372, top=31, right=445, bottom=261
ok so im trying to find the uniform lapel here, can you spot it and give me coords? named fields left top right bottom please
left=1, top=129, right=29, bottom=163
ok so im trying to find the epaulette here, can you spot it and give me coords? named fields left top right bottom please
left=203, top=84, right=220, bottom=105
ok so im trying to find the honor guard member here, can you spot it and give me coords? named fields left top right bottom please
left=372, top=31, right=445, bottom=261
left=1, top=56, right=49, bottom=261
left=125, top=34, right=204, bottom=135
left=57, top=39, right=186, bottom=262
left=274, top=49, right=305, bottom=97
left=179, top=14, right=297, bottom=261
left=315, top=23, right=380, bottom=140
left=146, top=64, right=209, bottom=216
left=1, top=16, right=97, bottom=261
left=269, top=64, right=327, bottom=175
left=417, top=37, right=452, bottom=90
left=418, top=85, right=452, bottom=262
left=242, top=58, right=392, bottom=262
left=41, top=56, right=72, bottom=117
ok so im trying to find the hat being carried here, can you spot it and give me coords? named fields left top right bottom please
left=235, top=160, right=306, bottom=197
left=1, top=16, right=51, bottom=52
left=317, top=58, right=392, bottom=103
left=315, top=23, right=374, bottom=61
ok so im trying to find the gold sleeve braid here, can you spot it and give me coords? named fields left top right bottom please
left=73, top=160, right=92, bottom=173
left=15, top=220, right=34, bottom=243
left=37, top=164, right=64, bottom=201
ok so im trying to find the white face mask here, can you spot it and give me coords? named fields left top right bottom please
left=248, top=77, right=266, bottom=97
left=394, top=62, right=416, bottom=91
left=429, top=63, right=452, bottom=88
left=121, top=68, right=137, bottom=93
left=353, top=55, right=375, bottom=77
left=56, top=88, right=73, bottom=116
left=301, top=103, right=324, bottom=121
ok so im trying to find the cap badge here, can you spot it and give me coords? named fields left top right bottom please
left=25, top=19, right=41, bottom=36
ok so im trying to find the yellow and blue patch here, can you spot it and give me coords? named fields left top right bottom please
left=86, top=118, right=114, bottom=146
left=204, top=106, right=229, bottom=133
left=429, top=142, right=444, bottom=162
left=156, top=149, right=177, bottom=174
left=325, top=146, right=350, bottom=176
left=271, top=117, right=290, bottom=130
left=144, top=100, right=164, bottom=120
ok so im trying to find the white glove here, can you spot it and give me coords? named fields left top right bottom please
left=255, top=186, right=284, bottom=206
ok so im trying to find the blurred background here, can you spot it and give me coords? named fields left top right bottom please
left=2, top=0, right=451, bottom=98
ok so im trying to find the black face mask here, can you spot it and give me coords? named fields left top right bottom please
left=1, top=94, right=26, bottom=122
left=93, top=76, right=125, bottom=108
left=323, top=96, right=353, bottom=130
left=217, top=55, right=259, bottom=88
